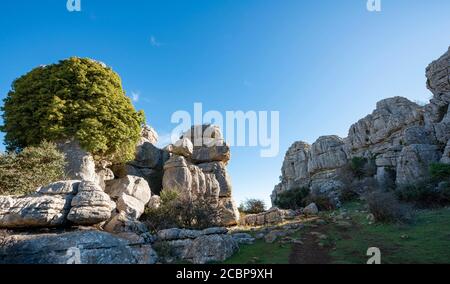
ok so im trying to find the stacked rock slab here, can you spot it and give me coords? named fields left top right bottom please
left=111, top=125, right=168, bottom=195
left=163, top=125, right=240, bottom=226
left=273, top=47, right=450, bottom=205
left=240, top=208, right=297, bottom=227
left=272, top=136, right=348, bottom=203
left=67, top=181, right=115, bottom=225
left=0, top=180, right=114, bottom=228
left=103, top=176, right=152, bottom=239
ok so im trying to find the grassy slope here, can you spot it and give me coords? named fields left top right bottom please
left=223, top=203, right=450, bottom=264
left=330, top=203, right=450, bottom=264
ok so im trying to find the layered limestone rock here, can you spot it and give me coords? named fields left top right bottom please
left=0, top=181, right=79, bottom=228
left=0, top=180, right=115, bottom=228
left=0, top=230, right=158, bottom=264
left=111, top=125, right=168, bottom=195
left=154, top=227, right=238, bottom=264
left=271, top=142, right=310, bottom=203
left=105, top=175, right=152, bottom=219
left=162, top=125, right=239, bottom=226
left=273, top=47, right=450, bottom=205
left=396, top=144, right=442, bottom=185
left=67, top=181, right=115, bottom=225
left=240, top=208, right=296, bottom=227
left=272, top=136, right=348, bottom=202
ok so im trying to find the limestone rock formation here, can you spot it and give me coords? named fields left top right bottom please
left=161, top=125, right=239, bottom=226
left=57, top=139, right=97, bottom=182
left=154, top=227, right=238, bottom=264
left=67, top=181, right=115, bottom=225
left=139, top=125, right=159, bottom=145
left=273, top=47, right=450, bottom=205
left=396, top=145, right=442, bottom=185
left=106, top=176, right=152, bottom=219
left=0, top=230, right=158, bottom=264
left=240, top=208, right=296, bottom=227
left=111, top=127, right=168, bottom=195
left=0, top=181, right=80, bottom=228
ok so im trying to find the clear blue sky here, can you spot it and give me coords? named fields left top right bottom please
left=1, top=0, right=449, bottom=206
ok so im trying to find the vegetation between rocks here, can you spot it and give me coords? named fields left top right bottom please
left=0, top=141, right=66, bottom=195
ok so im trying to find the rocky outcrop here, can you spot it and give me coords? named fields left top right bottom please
left=273, top=47, right=450, bottom=205
left=139, top=125, right=159, bottom=145
left=57, top=140, right=97, bottom=182
left=0, top=230, right=158, bottom=264
left=0, top=180, right=116, bottom=228
left=240, top=208, right=297, bottom=227
left=396, top=145, right=442, bottom=185
left=106, top=176, right=151, bottom=219
left=272, top=136, right=348, bottom=203
left=111, top=125, right=168, bottom=195
left=0, top=181, right=79, bottom=228
left=67, top=181, right=115, bottom=225
left=154, top=227, right=238, bottom=264
left=162, top=125, right=239, bottom=226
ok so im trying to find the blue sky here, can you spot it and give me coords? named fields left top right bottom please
left=1, top=0, right=450, bottom=206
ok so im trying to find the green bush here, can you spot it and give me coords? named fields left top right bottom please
left=306, top=195, right=336, bottom=211
left=367, top=191, right=412, bottom=223
left=396, top=181, right=450, bottom=208
left=1, top=57, right=145, bottom=163
left=0, top=141, right=66, bottom=195
left=142, top=190, right=220, bottom=232
left=350, top=157, right=376, bottom=179
left=274, top=187, right=310, bottom=210
left=340, top=187, right=360, bottom=203
left=429, top=163, right=450, bottom=181
left=238, top=199, right=266, bottom=214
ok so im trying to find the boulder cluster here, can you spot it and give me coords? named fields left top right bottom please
left=273, top=47, right=450, bottom=204
left=0, top=124, right=240, bottom=263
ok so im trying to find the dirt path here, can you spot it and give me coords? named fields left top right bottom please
left=288, top=224, right=332, bottom=264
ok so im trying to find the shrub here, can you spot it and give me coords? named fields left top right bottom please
left=340, top=187, right=360, bottom=203
left=142, top=190, right=220, bottom=232
left=350, top=157, right=376, bottom=179
left=351, top=157, right=367, bottom=179
left=274, top=187, right=310, bottom=210
left=396, top=180, right=450, bottom=208
left=1, top=57, right=145, bottom=163
left=366, top=191, right=412, bottom=223
left=429, top=163, right=450, bottom=181
left=0, top=141, right=66, bottom=195
left=238, top=199, right=266, bottom=214
left=306, top=195, right=336, bottom=211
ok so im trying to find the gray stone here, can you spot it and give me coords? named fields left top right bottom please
left=57, top=139, right=96, bottom=181
left=0, top=195, right=72, bottom=229
left=67, top=181, right=115, bottom=225
left=182, top=234, right=239, bottom=264
left=396, top=144, right=442, bottom=185
left=304, top=203, right=319, bottom=215
left=0, top=230, right=158, bottom=264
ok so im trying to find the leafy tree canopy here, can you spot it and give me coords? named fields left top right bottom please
left=1, top=57, right=145, bottom=163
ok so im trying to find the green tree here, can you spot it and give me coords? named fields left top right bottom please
left=239, top=199, right=266, bottom=214
left=1, top=57, right=145, bottom=163
left=274, top=187, right=311, bottom=210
